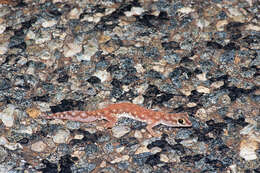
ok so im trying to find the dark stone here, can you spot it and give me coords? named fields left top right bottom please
left=206, top=41, right=223, bottom=49
left=230, top=32, right=242, bottom=40
left=22, top=17, right=37, bottom=29
left=50, top=99, right=85, bottom=113
left=117, top=137, right=139, bottom=148
left=144, top=85, right=160, bottom=98
left=169, top=66, right=192, bottom=80
left=87, top=76, right=101, bottom=84
left=111, top=79, right=122, bottom=88
left=205, top=158, right=225, bottom=169
left=18, top=138, right=29, bottom=145
left=57, top=73, right=69, bottom=83
left=0, top=78, right=11, bottom=90
left=110, top=87, right=123, bottom=99
left=223, top=42, right=240, bottom=50
left=147, top=140, right=169, bottom=149
left=57, top=144, right=71, bottom=155
left=171, top=144, right=186, bottom=154
left=162, top=41, right=180, bottom=50
left=146, top=70, right=162, bottom=79
left=243, top=35, right=260, bottom=44
left=145, top=153, right=161, bottom=166
left=85, top=144, right=99, bottom=156
left=121, top=75, right=139, bottom=85
left=32, top=94, right=49, bottom=102
left=107, top=65, right=120, bottom=72
left=59, top=155, right=74, bottom=173
left=133, top=153, right=152, bottom=166
left=219, top=50, right=235, bottom=64
left=117, top=161, right=129, bottom=170
left=180, top=154, right=204, bottom=162
left=40, top=159, right=58, bottom=173
left=188, top=90, right=203, bottom=102
left=226, top=22, right=244, bottom=31
left=194, top=68, right=203, bottom=74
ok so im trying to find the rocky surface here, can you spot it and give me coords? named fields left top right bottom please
left=0, top=0, right=259, bottom=172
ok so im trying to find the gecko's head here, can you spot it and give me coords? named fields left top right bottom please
left=160, top=112, right=192, bottom=127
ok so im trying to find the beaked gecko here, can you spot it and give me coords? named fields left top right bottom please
left=41, top=102, right=192, bottom=137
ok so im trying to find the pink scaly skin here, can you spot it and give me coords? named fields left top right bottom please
left=41, top=102, right=192, bottom=137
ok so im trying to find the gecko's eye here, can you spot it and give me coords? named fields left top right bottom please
left=178, top=119, right=185, bottom=125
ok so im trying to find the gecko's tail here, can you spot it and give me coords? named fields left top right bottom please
left=40, top=111, right=100, bottom=123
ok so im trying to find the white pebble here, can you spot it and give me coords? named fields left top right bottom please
left=0, top=104, right=16, bottom=127
left=112, top=126, right=131, bottom=138
left=52, top=129, right=70, bottom=144
left=31, top=141, right=47, bottom=152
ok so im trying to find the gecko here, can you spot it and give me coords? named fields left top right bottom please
left=41, top=102, right=192, bottom=137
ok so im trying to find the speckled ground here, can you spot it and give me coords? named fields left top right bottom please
left=0, top=0, right=259, bottom=172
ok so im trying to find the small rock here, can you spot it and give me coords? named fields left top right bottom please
left=218, top=94, right=231, bottom=105
left=31, top=141, right=47, bottom=152
left=135, top=146, right=150, bottom=154
left=42, top=20, right=57, bottom=28
left=0, top=146, right=7, bottom=163
left=211, top=81, right=224, bottom=89
left=124, top=7, right=144, bottom=17
left=240, top=138, right=258, bottom=161
left=245, top=24, right=260, bottom=31
left=196, top=86, right=210, bottom=94
left=134, top=131, right=143, bottom=139
left=195, top=108, right=207, bottom=120
left=196, top=73, right=207, bottom=81
left=111, top=155, right=129, bottom=164
left=133, top=95, right=144, bottom=105
left=79, top=38, right=98, bottom=61
left=112, top=126, right=131, bottom=138
left=0, top=104, right=16, bottom=127
left=53, top=129, right=70, bottom=144
left=68, top=8, right=82, bottom=19
left=94, top=70, right=111, bottom=82
left=63, top=41, right=82, bottom=57
left=26, top=108, right=41, bottom=118
left=177, top=7, right=195, bottom=14
left=216, top=20, right=228, bottom=31
left=160, top=154, right=169, bottom=162
left=0, top=23, right=6, bottom=34
left=0, top=42, right=8, bottom=55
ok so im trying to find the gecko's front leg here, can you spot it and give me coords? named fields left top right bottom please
left=146, top=122, right=162, bottom=137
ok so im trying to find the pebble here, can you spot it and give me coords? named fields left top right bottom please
left=42, top=20, right=57, bottom=28
left=177, top=7, right=195, bottom=14
left=196, top=86, right=210, bottom=94
left=132, top=95, right=144, bottom=105
left=31, top=141, right=47, bottom=152
left=134, top=131, right=143, bottom=139
left=52, top=129, right=70, bottom=144
left=68, top=8, right=82, bottom=19
left=0, top=23, right=6, bottom=34
left=124, top=7, right=144, bottom=17
left=111, top=155, right=129, bottom=164
left=239, top=138, right=258, bottom=161
left=0, top=42, right=8, bottom=55
left=160, top=154, right=169, bottom=163
left=63, top=41, right=82, bottom=57
left=80, top=38, right=98, bottom=61
left=0, top=105, right=16, bottom=128
left=135, top=146, right=150, bottom=155
left=94, top=70, right=111, bottom=82
left=112, top=126, right=131, bottom=138
left=0, top=146, right=7, bottom=163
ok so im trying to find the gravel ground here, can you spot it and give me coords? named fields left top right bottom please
left=0, top=0, right=259, bottom=172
